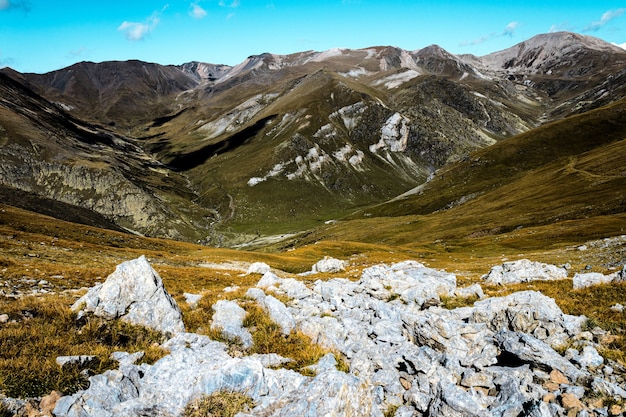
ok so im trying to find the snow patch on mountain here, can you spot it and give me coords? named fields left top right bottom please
left=370, top=112, right=411, bottom=153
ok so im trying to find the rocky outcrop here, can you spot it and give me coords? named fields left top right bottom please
left=482, top=259, right=568, bottom=285
left=54, top=259, right=625, bottom=417
left=72, top=256, right=185, bottom=335
left=311, top=256, right=346, bottom=273
left=573, top=267, right=625, bottom=289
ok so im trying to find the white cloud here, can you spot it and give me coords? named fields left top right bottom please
left=613, top=42, right=626, bottom=50
left=460, top=22, right=520, bottom=47
left=219, top=0, right=240, bottom=7
left=0, top=0, right=30, bottom=12
left=503, top=21, right=519, bottom=37
left=190, top=2, right=207, bottom=19
left=66, top=47, right=90, bottom=59
left=118, top=12, right=160, bottom=41
left=584, top=8, right=626, bottom=32
left=0, top=50, right=15, bottom=68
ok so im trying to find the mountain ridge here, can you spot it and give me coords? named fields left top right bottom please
left=0, top=31, right=625, bottom=246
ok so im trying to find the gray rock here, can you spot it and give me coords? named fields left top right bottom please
left=591, top=377, right=626, bottom=399
left=110, top=351, right=145, bottom=367
left=260, top=295, right=296, bottom=335
left=247, top=262, right=271, bottom=275
left=610, top=303, right=624, bottom=312
left=56, top=355, right=98, bottom=369
left=183, top=292, right=202, bottom=308
left=54, top=369, right=140, bottom=417
left=211, top=300, right=253, bottom=348
left=573, top=272, right=614, bottom=289
left=312, top=256, right=346, bottom=273
left=493, top=330, right=588, bottom=383
left=256, top=271, right=282, bottom=289
left=454, top=283, right=485, bottom=299
left=430, top=382, right=490, bottom=417
left=359, top=261, right=456, bottom=307
left=574, top=345, right=604, bottom=368
left=71, top=256, right=184, bottom=335
left=482, top=259, right=568, bottom=285
left=470, top=291, right=583, bottom=347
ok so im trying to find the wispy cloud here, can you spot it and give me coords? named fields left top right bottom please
left=118, top=10, right=162, bottom=41
left=0, top=0, right=30, bottom=12
left=502, top=21, right=519, bottom=37
left=66, top=47, right=91, bottom=59
left=460, top=21, right=520, bottom=47
left=584, top=8, right=626, bottom=32
left=190, top=2, right=207, bottom=19
left=0, top=50, right=15, bottom=68
left=219, top=0, right=240, bottom=7
left=548, top=22, right=573, bottom=33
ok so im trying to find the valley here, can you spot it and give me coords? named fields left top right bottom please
left=0, top=31, right=625, bottom=416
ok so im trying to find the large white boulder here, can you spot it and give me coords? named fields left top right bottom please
left=482, top=259, right=567, bottom=285
left=72, top=255, right=184, bottom=335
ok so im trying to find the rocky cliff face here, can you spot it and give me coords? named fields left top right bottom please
left=1, top=32, right=625, bottom=243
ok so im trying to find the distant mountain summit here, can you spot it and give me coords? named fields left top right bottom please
left=1, top=32, right=625, bottom=245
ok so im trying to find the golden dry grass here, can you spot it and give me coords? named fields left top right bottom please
left=183, top=391, right=254, bottom=417
left=1, top=201, right=625, bottom=398
left=0, top=294, right=166, bottom=398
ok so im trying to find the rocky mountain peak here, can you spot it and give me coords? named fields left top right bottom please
left=480, top=31, right=626, bottom=76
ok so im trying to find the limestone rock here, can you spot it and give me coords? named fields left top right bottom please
left=71, top=256, right=184, bottom=335
left=210, top=300, right=253, bottom=348
left=482, top=259, right=567, bottom=285
left=52, top=258, right=620, bottom=417
left=311, top=256, right=346, bottom=273
left=573, top=272, right=614, bottom=289
left=183, top=293, right=202, bottom=308
left=55, top=356, right=97, bottom=369
left=494, top=330, right=588, bottom=383
left=247, top=262, right=271, bottom=275
left=470, top=291, right=584, bottom=347
left=454, top=283, right=485, bottom=299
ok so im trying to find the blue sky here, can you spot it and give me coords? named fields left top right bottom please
left=1, top=0, right=625, bottom=74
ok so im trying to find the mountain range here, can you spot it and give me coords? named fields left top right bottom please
left=1, top=31, right=625, bottom=248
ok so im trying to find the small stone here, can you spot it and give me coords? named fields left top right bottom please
left=544, top=381, right=560, bottom=392
left=609, top=404, right=624, bottom=416
left=40, top=391, right=62, bottom=416
left=183, top=293, right=202, bottom=308
left=550, top=369, right=569, bottom=385
left=0, top=314, right=9, bottom=323
left=560, top=393, right=584, bottom=412
left=55, top=355, right=97, bottom=368
left=610, top=303, right=624, bottom=312
left=399, top=377, right=411, bottom=390
left=543, top=393, right=556, bottom=403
